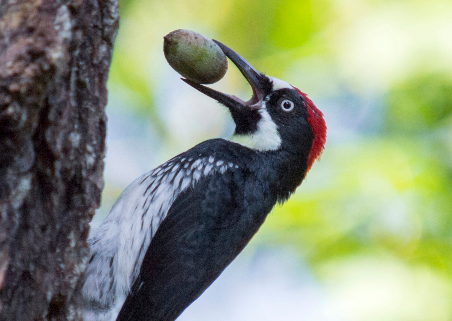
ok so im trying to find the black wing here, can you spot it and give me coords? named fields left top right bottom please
left=116, top=166, right=275, bottom=321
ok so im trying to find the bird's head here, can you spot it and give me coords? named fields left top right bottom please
left=183, top=41, right=326, bottom=172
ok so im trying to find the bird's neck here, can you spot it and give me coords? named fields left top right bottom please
left=274, top=150, right=309, bottom=203
left=245, top=147, right=309, bottom=204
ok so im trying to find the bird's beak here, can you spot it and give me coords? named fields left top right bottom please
left=182, top=40, right=268, bottom=112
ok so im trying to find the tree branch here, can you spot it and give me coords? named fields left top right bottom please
left=0, top=0, right=118, bottom=319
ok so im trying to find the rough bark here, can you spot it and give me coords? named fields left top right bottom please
left=0, top=0, right=118, bottom=319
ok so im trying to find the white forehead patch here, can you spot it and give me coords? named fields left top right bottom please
left=229, top=103, right=281, bottom=151
left=270, top=77, right=293, bottom=91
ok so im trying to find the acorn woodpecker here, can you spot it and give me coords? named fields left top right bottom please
left=82, top=40, right=327, bottom=321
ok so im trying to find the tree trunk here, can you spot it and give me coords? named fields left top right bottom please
left=0, top=0, right=118, bottom=319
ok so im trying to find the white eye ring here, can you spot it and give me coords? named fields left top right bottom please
left=280, top=99, right=294, bottom=112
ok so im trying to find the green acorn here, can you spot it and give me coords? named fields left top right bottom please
left=164, top=29, right=228, bottom=84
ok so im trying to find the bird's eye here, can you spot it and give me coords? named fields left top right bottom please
left=280, top=99, right=294, bottom=112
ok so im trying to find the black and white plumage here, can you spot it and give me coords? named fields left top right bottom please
left=82, top=40, right=327, bottom=321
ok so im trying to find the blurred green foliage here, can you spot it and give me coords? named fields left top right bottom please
left=103, top=0, right=452, bottom=319
left=263, top=139, right=452, bottom=268
left=385, top=73, right=452, bottom=133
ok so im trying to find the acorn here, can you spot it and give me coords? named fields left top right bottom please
left=163, top=29, right=228, bottom=84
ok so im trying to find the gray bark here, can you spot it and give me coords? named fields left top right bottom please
left=0, top=0, right=118, bottom=319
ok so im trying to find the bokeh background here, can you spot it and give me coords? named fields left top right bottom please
left=92, top=0, right=452, bottom=320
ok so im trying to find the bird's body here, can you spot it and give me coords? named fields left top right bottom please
left=82, top=41, right=326, bottom=321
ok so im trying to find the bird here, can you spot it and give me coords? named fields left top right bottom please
left=82, top=40, right=327, bottom=321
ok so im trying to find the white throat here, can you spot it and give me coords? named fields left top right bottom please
left=229, top=104, right=281, bottom=151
